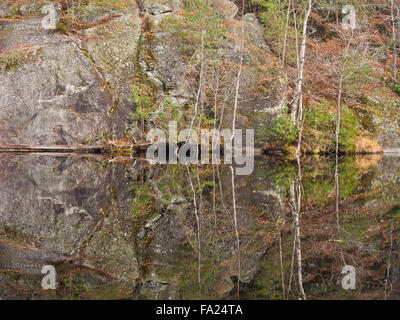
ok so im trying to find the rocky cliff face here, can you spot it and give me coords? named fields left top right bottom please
left=0, top=0, right=288, bottom=147
left=0, top=19, right=117, bottom=145
left=0, top=1, right=140, bottom=145
left=1, top=0, right=400, bottom=151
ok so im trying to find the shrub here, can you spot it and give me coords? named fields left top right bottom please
left=304, top=101, right=361, bottom=153
left=267, top=113, right=298, bottom=147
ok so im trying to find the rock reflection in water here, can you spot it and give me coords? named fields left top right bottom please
left=0, top=154, right=399, bottom=300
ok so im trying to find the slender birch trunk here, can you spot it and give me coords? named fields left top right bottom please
left=279, top=231, right=286, bottom=299
left=292, top=4, right=300, bottom=123
left=335, top=37, right=351, bottom=155
left=282, top=0, right=292, bottom=67
left=391, top=0, right=398, bottom=84
left=287, top=232, right=296, bottom=297
left=188, top=17, right=206, bottom=141
left=292, top=0, right=312, bottom=126
left=292, top=1, right=313, bottom=155
left=231, top=0, right=245, bottom=139
left=335, top=73, right=344, bottom=155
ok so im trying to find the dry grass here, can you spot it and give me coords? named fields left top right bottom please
left=355, top=136, right=383, bottom=154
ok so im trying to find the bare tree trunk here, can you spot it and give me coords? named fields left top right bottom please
left=335, top=35, right=352, bottom=155
left=282, top=0, right=292, bottom=67
left=279, top=230, right=286, bottom=299
left=391, top=0, right=398, bottom=84
left=287, top=231, right=296, bottom=297
left=385, top=213, right=394, bottom=299
left=335, top=73, right=344, bottom=155
left=188, top=17, right=206, bottom=141
left=295, top=93, right=305, bottom=155
left=292, top=3, right=300, bottom=123
left=292, top=0, right=312, bottom=126
left=278, top=0, right=282, bottom=62
left=232, top=0, right=245, bottom=139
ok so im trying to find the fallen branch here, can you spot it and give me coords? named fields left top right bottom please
left=0, top=141, right=152, bottom=154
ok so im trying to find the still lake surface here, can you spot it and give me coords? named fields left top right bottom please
left=0, top=153, right=399, bottom=300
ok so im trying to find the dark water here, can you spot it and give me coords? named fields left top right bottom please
left=0, top=153, right=399, bottom=300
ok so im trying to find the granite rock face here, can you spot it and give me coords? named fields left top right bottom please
left=0, top=2, right=140, bottom=145
left=84, top=13, right=142, bottom=111
left=0, top=18, right=121, bottom=145
left=0, top=0, right=289, bottom=147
